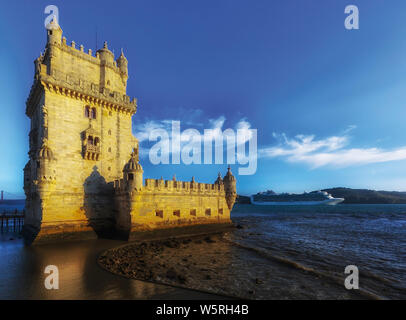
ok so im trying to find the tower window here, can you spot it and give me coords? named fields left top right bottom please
left=91, top=108, right=96, bottom=119
left=173, top=210, right=180, bottom=217
left=128, top=173, right=134, bottom=180
left=108, top=130, right=112, bottom=135
left=94, top=137, right=100, bottom=146
left=156, top=210, right=163, bottom=218
left=84, top=106, right=90, bottom=118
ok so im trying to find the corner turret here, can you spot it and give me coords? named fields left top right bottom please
left=123, top=148, right=143, bottom=191
left=117, top=50, right=128, bottom=74
left=46, top=17, right=62, bottom=46
left=223, top=166, right=237, bottom=210
left=214, top=172, right=224, bottom=185
left=97, top=41, right=115, bottom=64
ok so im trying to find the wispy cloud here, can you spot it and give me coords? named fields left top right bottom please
left=133, top=114, right=253, bottom=159
left=261, top=128, right=406, bottom=168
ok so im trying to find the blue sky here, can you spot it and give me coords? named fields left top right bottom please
left=1, top=0, right=406, bottom=197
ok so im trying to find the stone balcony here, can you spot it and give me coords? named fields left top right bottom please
left=83, top=144, right=101, bottom=160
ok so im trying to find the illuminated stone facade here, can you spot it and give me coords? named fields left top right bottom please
left=22, top=20, right=236, bottom=245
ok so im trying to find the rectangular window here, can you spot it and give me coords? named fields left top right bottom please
left=173, top=210, right=180, bottom=217
left=205, top=209, right=211, bottom=216
left=156, top=210, right=163, bottom=218
left=219, top=208, right=223, bottom=215
left=190, top=209, right=196, bottom=216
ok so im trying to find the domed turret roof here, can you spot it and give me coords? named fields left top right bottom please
left=97, top=41, right=114, bottom=62
left=214, top=172, right=224, bottom=185
left=117, top=49, right=128, bottom=62
left=123, top=149, right=142, bottom=172
left=223, top=166, right=235, bottom=182
left=47, top=16, right=61, bottom=31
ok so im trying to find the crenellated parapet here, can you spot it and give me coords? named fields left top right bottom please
left=114, top=177, right=225, bottom=195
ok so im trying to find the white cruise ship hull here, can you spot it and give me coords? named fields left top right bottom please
left=250, top=196, right=345, bottom=206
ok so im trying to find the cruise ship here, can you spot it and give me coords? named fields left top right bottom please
left=250, top=190, right=345, bottom=206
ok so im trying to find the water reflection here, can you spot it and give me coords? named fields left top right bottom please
left=0, top=238, right=223, bottom=299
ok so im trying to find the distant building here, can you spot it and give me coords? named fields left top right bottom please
left=22, top=19, right=236, bottom=245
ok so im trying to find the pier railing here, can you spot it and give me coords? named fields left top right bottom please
left=0, top=210, right=25, bottom=234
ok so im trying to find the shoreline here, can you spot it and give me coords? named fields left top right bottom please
left=98, top=231, right=372, bottom=300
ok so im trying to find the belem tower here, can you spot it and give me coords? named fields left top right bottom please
left=22, top=20, right=237, bottom=245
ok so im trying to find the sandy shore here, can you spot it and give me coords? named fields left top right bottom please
left=98, top=231, right=371, bottom=300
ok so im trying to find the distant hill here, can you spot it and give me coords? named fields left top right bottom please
left=322, top=188, right=406, bottom=204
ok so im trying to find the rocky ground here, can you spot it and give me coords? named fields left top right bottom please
left=98, top=231, right=370, bottom=300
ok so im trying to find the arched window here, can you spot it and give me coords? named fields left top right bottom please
left=94, top=137, right=100, bottom=146
left=91, top=108, right=97, bottom=119
left=84, top=106, right=90, bottom=118
left=87, top=136, right=93, bottom=145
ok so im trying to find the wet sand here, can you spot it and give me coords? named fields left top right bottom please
left=99, top=232, right=372, bottom=300
left=0, top=234, right=227, bottom=300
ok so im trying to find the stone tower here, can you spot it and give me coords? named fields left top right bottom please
left=223, top=166, right=237, bottom=210
left=23, top=19, right=137, bottom=244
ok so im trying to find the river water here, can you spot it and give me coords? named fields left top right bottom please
left=1, top=201, right=405, bottom=299
left=231, top=204, right=406, bottom=299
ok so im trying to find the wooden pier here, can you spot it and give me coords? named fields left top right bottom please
left=0, top=210, right=25, bottom=234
